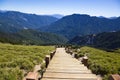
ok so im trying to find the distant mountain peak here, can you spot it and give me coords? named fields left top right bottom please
left=98, top=16, right=106, bottom=18
left=0, top=10, right=8, bottom=13
left=71, top=14, right=90, bottom=16
left=109, top=17, right=118, bottom=19
left=51, top=14, right=64, bottom=18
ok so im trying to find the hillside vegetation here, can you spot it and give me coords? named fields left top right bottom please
left=76, top=46, right=120, bottom=80
left=0, top=43, right=54, bottom=80
left=69, top=31, right=120, bottom=49
left=0, top=29, right=68, bottom=45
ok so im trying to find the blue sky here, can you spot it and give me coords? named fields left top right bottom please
left=0, top=0, right=120, bottom=17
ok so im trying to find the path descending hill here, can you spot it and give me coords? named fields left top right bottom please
left=42, top=48, right=98, bottom=80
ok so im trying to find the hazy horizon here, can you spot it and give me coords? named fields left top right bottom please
left=0, top=0, right=120, bottom=17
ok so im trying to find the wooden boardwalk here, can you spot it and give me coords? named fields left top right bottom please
left=42, top=48, right=98, bottom=80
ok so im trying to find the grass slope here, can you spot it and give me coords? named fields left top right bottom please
left=0, top=43, right=54, bottom=80
left=77, top=46, right=120, bottom=80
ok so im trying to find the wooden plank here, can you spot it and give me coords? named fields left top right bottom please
left=42, top=73, right=97, bottom=79
left=47, top=67, right=88, bottom=70
left=45, top=70, right=92, bottom=74
left=42, top=78, right=96, bottom=80
left=42, top=48, right=98, bottom=80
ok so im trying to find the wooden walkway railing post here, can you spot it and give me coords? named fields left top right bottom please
left=50, top=52, right=54, bottom=60
left=74, top=53, right=78, bottom=59
left=45, top=51, right=56, bottom=68
left=45, top=55, right=50, bottom=68
left=82, top=56, right=88, bottom=66
left=53, top=51, right=56, bottom=55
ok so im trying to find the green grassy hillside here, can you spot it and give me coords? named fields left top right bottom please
left=0, top=29, right=68, bottom=45
left=76, top=46, right=120, bottom=80
left=0, top=43, right=54, bottom=80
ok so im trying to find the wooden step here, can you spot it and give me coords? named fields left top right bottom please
left=42, top=73, right=97, bottom=80
left=46, top=69, right=92, bottom=74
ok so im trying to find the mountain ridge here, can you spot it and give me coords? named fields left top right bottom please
left=1, top=11, right=120, bottom=46
left=39, top=14, right=120, bottom=39
left=0, top=11, right=58, bottom=33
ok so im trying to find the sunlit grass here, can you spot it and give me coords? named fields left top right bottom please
left=0, top=43, right=54, bottom=80
left=78, top=46, right=120, bottom=80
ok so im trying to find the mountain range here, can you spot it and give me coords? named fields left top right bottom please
left=0, top=11, right=58, bottom=33
left=39, top=14, right=120, bottom=39
left=0, top=11, right=120, bottom=48
left=0, top=11, right=67, bottom=45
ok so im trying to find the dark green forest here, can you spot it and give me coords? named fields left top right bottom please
left=69, top=31, right=120, bottom=49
